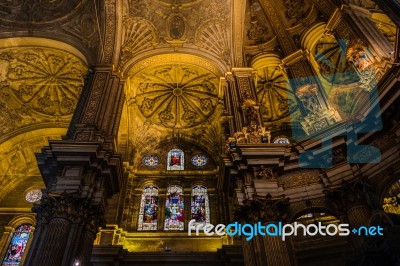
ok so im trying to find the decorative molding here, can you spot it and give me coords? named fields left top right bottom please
left=81, top=72, right=108, bottom=124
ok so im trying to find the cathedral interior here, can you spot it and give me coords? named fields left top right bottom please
left=0, top=0, right=400, bottom=265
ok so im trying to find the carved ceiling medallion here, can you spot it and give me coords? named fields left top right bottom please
left=0, top=48, right=87, bottom=116
left=131, top=64, right=219, bottom=129
left=256, top=67, right=297, bottom=123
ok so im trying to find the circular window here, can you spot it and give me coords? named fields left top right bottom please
left=25, top=189, right=42, bottom=203
left=273, top=136, right=290, bottom=144
left=191, top=155, right=207, bottom=167
left=143, top=155, right=159, bottom=166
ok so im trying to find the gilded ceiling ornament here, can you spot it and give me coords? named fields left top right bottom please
left=195, top=19, right=230, bottom=63
left=120, top=17, right=159, bottom=66
left=256, top=67, right=297, bottom=123
left=131, top=64, right=219, bottom=129
left=169, top=15, right=186, bottom=39
left=283, top=0, right=309, bottom=25
left=1, top=48, right=87, bottom=116
left=247, top=1, right=268, bottom=44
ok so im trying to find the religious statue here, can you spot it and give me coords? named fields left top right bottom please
left=255, top=165, right=275, bottom=180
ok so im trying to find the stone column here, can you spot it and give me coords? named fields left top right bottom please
left=235, top=196, right=296, bottom=266
left=25, top=67, right=124, bottom=265
left=326, top=178, right=377, bottom=250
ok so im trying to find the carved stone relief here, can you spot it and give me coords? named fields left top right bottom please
left=0, top=47, right=87, bottom=138
left=0, top=0, right=99, bottom=62
left=130, top=64, right=219, bottom=129
left=280, top=169, right=321, bottom=188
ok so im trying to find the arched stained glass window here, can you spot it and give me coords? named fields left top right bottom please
left=2, top=224, right=32, bottom=265
left=191, top=155, right=207, bottom=167
left=191, top=186, right=210, bottom=226
left=167, top=149, right=184, bottom=170
left=138, top=186, right=159, bottom=231
left=164, top=185, right=184, bottom=230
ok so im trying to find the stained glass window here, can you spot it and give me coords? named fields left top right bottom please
left=273, top=137, right=290, bottom=144
left=167, top=149, right=184, bottom=170
left=143, top=155, right=159, bottom=166
left=191, top=155, right=207, bottom=167
left=25, top=189, right=42, bottom=203
left=2, top=224, right=32, bottom=266
left=191, top=186, right=210, bottom=227
left=164, top=185, right=184, bottom=230
left=138, top=186, right=159, bottom=231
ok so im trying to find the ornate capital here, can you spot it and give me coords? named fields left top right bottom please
left=234, top=194, right=290, bottom=223
left=325, top=177, right=380, bottom=213
left=33, top=194, right=105, bottom=233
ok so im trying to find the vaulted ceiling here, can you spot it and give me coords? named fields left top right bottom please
left=0, top=0, right=398, bottom=195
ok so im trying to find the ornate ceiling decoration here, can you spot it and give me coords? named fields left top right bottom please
left=131, top=64, right=219, bottom=129
left=0, top=0, right=86, bottom=23
left=120, top=0, right=230, bottom=69
left=0, top=45, right=87, bottom=139
left=314, top=34, right=359, bottom=84
left=255, top=66, right=298, bottom=123
left=194, top=19, right=230, bottom=64
left=120, top=17, right=159, bottom=66
left=119, top=54, right=224, bottom=165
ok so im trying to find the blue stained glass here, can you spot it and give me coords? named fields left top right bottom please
left=164, top=185, right=184, bottom=230
left=273, top=137, right=290, bottom=144
left=138, top=186, right=159, bottom=231
left=143, top=155, right=159, bottom=166
left=191, top=155, right=207, bottom=167
left=2, top=224, right=32, bottom=266
left=167, top=149, right=184, bottom=170
left=191, top=186, right=210, bottom=227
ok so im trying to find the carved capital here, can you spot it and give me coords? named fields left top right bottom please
left=234, top=194, right=290, bottom=223
left=33, top=194, right=105, bottom=233
left=325, top=177, right=380, bottom=213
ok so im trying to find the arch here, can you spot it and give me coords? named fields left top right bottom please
left=250, top=53, right=299, bottom=125
left=0, top=128, right=66, bottom=202
left=0, top=37, right=88, bottom=64
left=138, top=185, right=159, bottom=231
left=122, top=50, right=228, bottom=77
left=288, top=205, right=341, bottom=224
